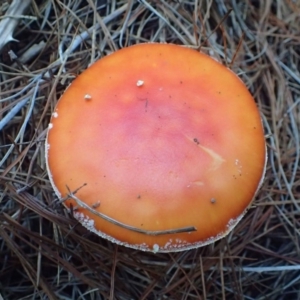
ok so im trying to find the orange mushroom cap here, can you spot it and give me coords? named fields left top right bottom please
left=46, top=43, right=267, bottom=252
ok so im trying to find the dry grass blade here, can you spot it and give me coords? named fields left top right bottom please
left=0, top=0, right=32, bottom=52
left=0, top=0, right=300, bottom=299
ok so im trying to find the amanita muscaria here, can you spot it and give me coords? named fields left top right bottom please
left=46, top=43, right=267, bottom=252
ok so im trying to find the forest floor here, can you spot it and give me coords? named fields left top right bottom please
left=0, top=1, right=299, bottom=299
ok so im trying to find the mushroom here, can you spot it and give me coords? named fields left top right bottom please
left=46, top=43, right=267, bottom=252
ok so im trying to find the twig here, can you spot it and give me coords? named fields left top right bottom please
left=0, top=0, right=32, bottom=52
left=65, top=186, right=197, bottom=236
left=221, top=265, right=300, bottom=273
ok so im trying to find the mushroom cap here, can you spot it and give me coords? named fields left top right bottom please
left=46, top=43, right=267, bottom=252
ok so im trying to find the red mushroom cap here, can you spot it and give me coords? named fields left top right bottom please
left=46, top=43, right=267, bottom=252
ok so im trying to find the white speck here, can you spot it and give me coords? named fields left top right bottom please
left=52, top=112, right=58, bottom=118
left=74, top=212, right=95, bottom=231
left=136, top=80, right=144, bottom=87
left=164, top=241, right=172, bottom=249
left=159, top=87, right=163, bottom=91
left=153, top=244, right=159, bottom=253
left=235, top=159, right=242, bottom=174
left=84, top=218, right=94, bottom=228
left=75, top=212, right=84, bottom=219
left=84, top=94, right=92, bottom=100
left=227, top=216, right=241, bottom=228
left=48, top=123, right=53, bottom=129
left=189, top=181, right=204, bottom=187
